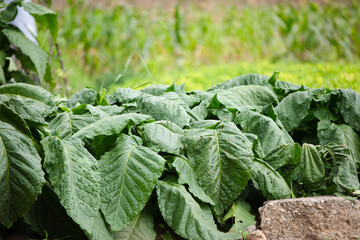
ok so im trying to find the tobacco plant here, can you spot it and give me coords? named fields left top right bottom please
left=0, top=73, right=359, bottom=239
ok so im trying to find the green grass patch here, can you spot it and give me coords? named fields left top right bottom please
left=107, top=61, right=360, bottom=93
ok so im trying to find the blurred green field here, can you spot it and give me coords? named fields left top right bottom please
left=114, top=61, right=360, bottom=92
left=42, top=0, right=360, bottom=93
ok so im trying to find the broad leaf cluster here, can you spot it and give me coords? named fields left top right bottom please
left=0, top=73, right=359, bottom=239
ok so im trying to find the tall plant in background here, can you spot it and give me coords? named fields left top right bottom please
left=0, top=0, right=63, bottom=91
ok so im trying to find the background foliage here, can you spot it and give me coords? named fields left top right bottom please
left=40, top=0, right=360, bottom=93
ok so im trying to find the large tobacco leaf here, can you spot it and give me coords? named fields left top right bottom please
left=336, top=89, right=360, bottom=132
left=274, top=91, right=313, bottom=131
left=6, top=96, right=47, bottom=127
left=238, top=109, right=293, bottom=156
left=172, top=156, right=215, bottom=205
left=67, top=88, right=98, bottom=108
left=251, top=158, right=292, bottom=199
left=100, top=134, right=165, bottom=231
left=136, top=94, right=190, bottom=128
left=113, top=206, right=156, bottom=240
left=48, top=111, right=97, bottom=139
left=156, top=180, right=240, bottom=240
left=162, top=92, right=200, bottom=122
left=0, top=103, right=32, bottom=137
left=107, top=87, right=143, bottom=105
left=0, top=83, right=55, bottom=106
left=264, top=143, right=301, bottom=170
left=140, top=84, right=169, bottom=96
left=216, top=85, right=278, bottom=109
left=73, top=113, right=152, bottom=140
left=184, top=122, right=253, bottom=215
left=0, top=121, right=45, bottom=228
left=42, top=137, right=101, bottom=234
left=138, top=121, right=184, bottom=155
left=165, top=82, right=198, bottom=107
left=207, top=73, right=270, bottom=91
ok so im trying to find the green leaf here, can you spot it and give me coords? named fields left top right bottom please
left=237, top=109, right=293, bottom=156
left=100, top=134, right=165, bottom=231
left=274, top=91, right=312, bottom=131
left=318, top=121, right=360, bottom=166
left=190, top=119, right=221, bottom=129
left=320, top=142, right=359, bottom=193
left=136, top=94, right=190, bottom=128
left=88, top=105, right=125, bottom=118
left=165, top=82, right=197, bottom=107
left=139, top=84, right=169, bottom=96
left=244, top=133, right=264, bottom=159
left=6, top=96, right=47, bottom=127
left=107, top=87, right=143, bottom=105
left=87, top=211, right=113, bottom=240
left=67, top=88, right=97, bottom=108
left=138, top=121, right=184, bottom=155
left=113, top=206, right=156, bottom=240
left=173, top=156, right=214, bottom=205
left=73, top=113, right=152, bottom=140
left=0, top=50, right=5, bottom=84
left=207, top=73, right=270, bottom=91
left=0, top=83, right=55, bottom=106
left=264, top=143, right=301, bottom=170
left=0, top=0, right=20, bottom=22
left=251, top=158, right=292, bottom=199
left=156, top=180, right=240, bottom=240
left=337, top=89, right=360, bottom=132
left=162, top=92, right=200, bottom=122
left=0, top=121, right=45, bottom=228
left=216, top=85, right=278, bottom=109
left=0, top=103, right=32, bottom=137
left=2, top=29, right=47, bottom=80
left=22, top=2, right=58, bottom=41
left=42, top=137, right=101, bottom=235
left=300, top=144, right=325, bottom=191
left=184, top=122, right=253, bottom=215
left=221, top=198, right=256, bottom=233
left=48, top=112, right=97, bottom=139
left=273, top=81, right=308, bottom=96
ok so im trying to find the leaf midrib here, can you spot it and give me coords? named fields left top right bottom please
left=114, top=145, right=136, bottom=224
left=127, top=212, right=141, bottom=238
left=214, top=129, right=221, bottom=203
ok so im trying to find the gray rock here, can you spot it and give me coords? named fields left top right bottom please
left=259, top=196, right=360, bottom=240
left=246, top=230, right=267, bottom=240
left=243, top=224, right=257, bottom=234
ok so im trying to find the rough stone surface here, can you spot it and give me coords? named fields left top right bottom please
left=243, top=225, right=257, bottom=234
left=259, top=196, right=360, bottom=240
left=246, top=230, right=267, bottom=240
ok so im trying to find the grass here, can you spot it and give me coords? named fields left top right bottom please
left=96, top=61, right=360, bottom=93
left=39, top=1, right=360, bottom=94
